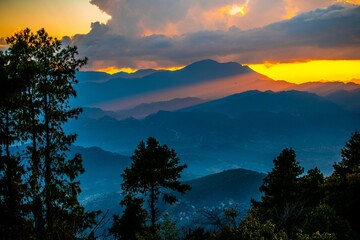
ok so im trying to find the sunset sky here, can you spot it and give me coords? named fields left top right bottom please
left=1, top=0, right=359, bottom=84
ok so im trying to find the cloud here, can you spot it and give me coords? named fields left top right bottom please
left=69, top=4, right=360, bottom=70
left=89, top=0, right=342, bottom=36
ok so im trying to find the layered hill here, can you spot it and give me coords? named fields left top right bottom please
left=73, top=59, right=360, bottom=115
left=66, top=90, right=360, bottom=176
left=185, top=168, right=265, bottom=204
left=73, top=59, right=289, bottom=110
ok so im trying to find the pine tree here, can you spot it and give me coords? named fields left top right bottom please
left=299, top=167, right=325, bottom=209
left=4, top=28, right=97, bottom=239
left=109, top=195, right=147, bottom=240
left=120, top=137, right=191, bottom=236
left=255, top=148, right=304, bottom=231
left=0, top=50, right=31, bottom=239
left=326, top=131, right=360, bottom=236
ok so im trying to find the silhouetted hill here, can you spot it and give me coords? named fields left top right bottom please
left=76, top=71, right=112, bottom=83
left=185, top=168, right=265, bottom=204
left=117, top=97, right=207, bottom=119
left=76, top=69, right=159, bottom=83
left=72, top=59, right=277, bottom=109
left=325, top=89, right=360, bottom=112
left=70, top=146, right=130, bottom=197
left=182, top=90, right=343, bottom=118
left=73, top=59, right=360, bottom=111
left=81, top=166, right=265, bottom=223
left=82, top=107, right=122, bottom=119
left=290, top=81, right=360, bottom=96
left=82, top=98, right=207, bottom=120
left=112, top=69, right=159, bottom=79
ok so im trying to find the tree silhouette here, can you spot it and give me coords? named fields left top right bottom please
left=299, top=167, right=325, bottom=210
left=254, top=148, right=304, bottom=231
left=1, top=28, right=97, bottom=239
left=109, top=195, right=147, bottom=240
left=0, top=50, right=31, bottom=239
left=326, top=131, right=360, bottom=236
left=121, top=137, right=191, bottom=236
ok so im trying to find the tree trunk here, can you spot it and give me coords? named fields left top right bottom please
left=30, top=97, right=44, bottom=240
left=44, top=85, right=53, bottom=238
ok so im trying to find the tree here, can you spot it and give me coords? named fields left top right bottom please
left=109, top=195, right=147, bottom=240
left=238, top=213, right=288, bottom=240
left=2, top=28, right=97, bottom=239
left=303, top=204, right=350, bottom=240
left=158, top=213, right=180, bottom=240
left=325, top=131, right=360, bottom=237
left=299, top=167, right=325, bottom=210
left=0, top=50, right=31, bottom=239
left=121, top=137, right=191, bottom=236
left=254, top=148, right=304, bottom=231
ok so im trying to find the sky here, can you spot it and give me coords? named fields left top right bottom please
left=1, top=0, right=360, bottom=84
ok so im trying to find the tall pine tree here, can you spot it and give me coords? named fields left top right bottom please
left=254, top=148, right=304, bottom=231
left=118, top=137, right=191, bottom=237
left=0, top=49, right=31, bottom=239
left=3, top=28, right=97, bottom=239
left=326, top=131, right=360, bottom=237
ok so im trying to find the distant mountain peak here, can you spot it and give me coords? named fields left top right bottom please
left=184, top=59, right=248, bottom=71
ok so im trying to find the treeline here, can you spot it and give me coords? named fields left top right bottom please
left=1, top=29, right=359, bottom=240
left=109, top=133, right=360, bottom=240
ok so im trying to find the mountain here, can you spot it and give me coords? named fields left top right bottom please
left=184, top=168, right=265, bottom=204
left=289, top=81, right=360, bottom=96
left=73, top=59, right=360, bottom=111
left=81, top=167, right=265, bottom=225
left=70, top=146, right=130, bottom=198
left=76, top=71, right=112, bottom=83
left=181, top=90, right=343, bottom=118
left=117, top=97, right=207, bottom=119
left=67, top=90, right=360, bottom=176
left=72, top=59, right=291, bottom=110
left=76, top=69, right=159, bottom=83
left=82, top=107, right=122, bottom=120
left=82, top=98, right=207, bottom=120
left=325, top=89, right=360, bottom=112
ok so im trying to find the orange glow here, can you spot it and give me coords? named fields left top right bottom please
left=337, top=0, right=360, bottom=4
left=229, top=0, right=250, bottom=16
left=248, top=60, right=360, bottom=84
left=98, top=65, right=185, bottom=74
left=0, top=0, right=110, bottom=38
left=98, top=67, right=137, bottom=74
left=157, top=66, right=185, bottom=71
left=229, top=5, right=246, bottom=16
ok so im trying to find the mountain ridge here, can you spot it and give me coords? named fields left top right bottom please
left=67, top=90, right=360, bottom=176
left=74, top=59, right=360, bottom=111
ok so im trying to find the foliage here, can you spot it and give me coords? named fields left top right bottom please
left=112, top=137, right=191, bottom=238
left=109, top=195, right=147, bottom=240
left=325, top=131, right=360, bottom=234
left=158, top=213, right=180, bottom=240
left=303, top=204, right=351, bottom=239
left=183, top=227, right=211, bottom=240
left=237, top=213, right=288, bottom=240
left=299, top=167, right=325, bottom=209
left=254, top=148, right=304, bottom=232
left=0, top=50, right=32, bottom=239
left=0, top=28, right=96, bottom=239
left=295, top=230, right=336, bottom=240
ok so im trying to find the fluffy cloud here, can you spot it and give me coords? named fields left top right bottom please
left=90, top=0, right=343, bottom=36
left=69, top=4, right=360, bottom=70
